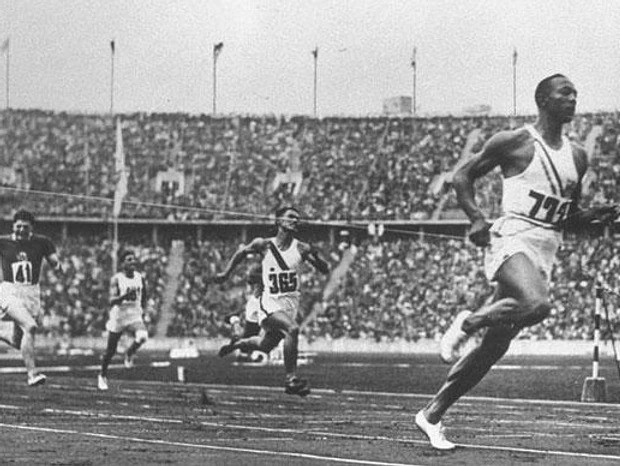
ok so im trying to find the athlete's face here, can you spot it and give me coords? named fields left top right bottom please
left=13, top=220, right=33, bottom=241
left=545, top=77, right=577, bottom=123
left=123, top=254, right=137, bottom=273
left=277, top=210, right=300, bottom=233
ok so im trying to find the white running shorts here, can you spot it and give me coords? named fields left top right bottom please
left=484, top=216, right=562, bottom=282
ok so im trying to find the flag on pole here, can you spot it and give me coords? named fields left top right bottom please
left=113, top=117, right=128, bottom=217
left=0, top=37, right=8, bottom=53
left=110, top=40, right=115, bottom=54
left=312, top=47, right=318, bottom=59
left=114, top=117, right=125, bottom=172
left=213, top=42, right=223, bottom=61
left=411, top=46, right=417, bottom=69
left=513, top=48, right=518, bottom=66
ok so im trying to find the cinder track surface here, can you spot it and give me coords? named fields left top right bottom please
left=1, top=352, right=620, bottom=465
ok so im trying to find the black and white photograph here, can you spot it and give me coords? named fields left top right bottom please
left=1, top=1, right=620, bottom=464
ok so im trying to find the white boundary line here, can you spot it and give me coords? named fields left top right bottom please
left=12, top=374, right=619, bottom=410
left=165, top=381, right=620, bottom=410
left=335, top=362, right=586, bottom=371
left=0, top=361, right=170, bottom=374
left=0, top=423, right=421, bottom=466
left=1, top=362, right=616, bottom=409
left=1, top=401, right=620, bottom=462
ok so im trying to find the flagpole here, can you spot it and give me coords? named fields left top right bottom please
left=512, top=48, right=517, bottom=116
left=113, top=212, right=119, bottom=272
left=110, top=40, right=115, bottom=115
left=112, top=117, right=119, bottom=273
left=411, top=47, right=417, bottom=116
left=213, top=43, right=223, bottom=114
left=212, top=51, right=217, bottom=114
left=5, top=39, right=9, bottom=109
left=112, top=115, right=124, bottom=273
left=110, top=40, right=118, bottom=271
left=312, top=47, right=318, bottom=117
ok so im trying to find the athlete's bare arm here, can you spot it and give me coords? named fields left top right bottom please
left=109, top=274, right=124, bottom=306
left=562, top=142, right=619, bottom=231
left=453, top=129, right=531, bottom=246
left=140, top=275, right=148, bottom=310
left=46, top=251, right=63, bottom=274
left=213, top=238, right=268, bottom=283
left=298, top=242, right=329, bottom=275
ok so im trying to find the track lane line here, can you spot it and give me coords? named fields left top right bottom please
left=0, top=423, right=421, bottom=466
left=137, top=380, right=620, bottom=410
left=5, top=376, right=617, bottom=410
left=1, top=402, right=619, bottom=462
left=0, top=361, right=170, bottom=374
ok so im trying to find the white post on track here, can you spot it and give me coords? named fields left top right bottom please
left=581, top=282, right=607, bottom=402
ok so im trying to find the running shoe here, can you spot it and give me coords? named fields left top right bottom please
left=97, top=374, right=109, bottom=391
left=415, top=410, right=455, bottom=451
left=285, top=377, right=311, bottom=397
left=124, top=352, right=135, bottom=369
left=27, top=373, right=47, bottom=387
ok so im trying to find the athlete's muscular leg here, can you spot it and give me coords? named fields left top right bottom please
left=126, top=327, right=148, bottom=360
left=232, top=323, right=283, bottom=355
left=462, top=253, right=551, bottom=334
left=423, top=324, right=519, bottom=423
left=225, top=322, right=263, bottom=356
left=243, top=322, right=261, bottom=338
left=423, top=253, right=551, bottom=423
left=235, top=311, right=299, bottom=375
left=5, top=306, right=39, bottom=378
left=263, top=311, right=299, bottom=376
left=231, top=312, right=299, bottom=376
left=101, top=331, right=122, bottom=377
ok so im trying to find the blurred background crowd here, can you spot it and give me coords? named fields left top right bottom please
left=2, top=110, right=618, bottom=220
left=2, top=109, right=620, bottom=342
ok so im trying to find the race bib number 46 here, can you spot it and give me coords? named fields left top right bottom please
left=528, top=190, right=572, bottom=225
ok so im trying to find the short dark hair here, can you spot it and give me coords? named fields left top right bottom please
left=275, top=206, right=299, bottom=219
left=119, top=249, right=136, bottom=263
left=13, top=209, right=35, bottom=224
left=534, top=74, right=567, bottom=108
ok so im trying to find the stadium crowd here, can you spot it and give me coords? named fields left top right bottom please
left=298, top=235, right=620, bottom=342
left=3, top=109, right=619, bottom=221
left=10, top=223, right=620, bottom=343
left=38, top=236, right=168, bottom=338
left=162, top=234, right=618, bottom=342
left=2, top=108, right=620, bottom=342
left=167, top=239, right=242, bottom=337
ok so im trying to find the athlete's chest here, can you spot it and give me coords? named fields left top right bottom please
left=262, top=243, right=303, bottom=271
left=0, top=240, right=47, bottom=263
left=508, top=140, right=578, bottom=194
left=117, top=274, right=143, bottom=291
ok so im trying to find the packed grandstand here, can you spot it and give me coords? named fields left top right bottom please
left=2, top=109, right=620, bottom=342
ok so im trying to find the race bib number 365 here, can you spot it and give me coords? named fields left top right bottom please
left=268, top=271, right=298, bottom=294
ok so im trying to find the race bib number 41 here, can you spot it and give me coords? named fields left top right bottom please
left=11, top=260, right=33, bottom=284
